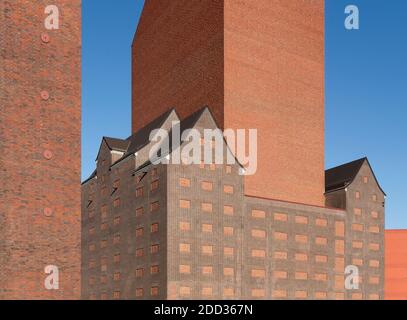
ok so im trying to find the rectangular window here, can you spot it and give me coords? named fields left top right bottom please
left=113, top=233, right=120, bottom=244
left=136, top=227, right=144, bottom=237
left=352, top=258, right=363, bottom=266
left=101, top=205, right=108, bottom=220
left=335, top=240, right=345, bottom=255
left=335, top=221, right=345, bottom=237
left=113, top=179, right=120, bottom=189
left=352, top=223, right=364, bottom=232
left=179, top=177, right=191, bottom=187
left=136, top=187, right=144, bottom=198
left=179, top=199, right=191, bottom=209
left=113, top=198, right=121, bottom=208
left=202, top=223, right=213, bottom=233
left=224, top=247, right=234, bottom=257
left=315, top=218, right=327, bottom=227
left=295, top=253, right=308, bottom=261
left=251, top=269, right=266, bottom=278
left=224, top=226, right=234, bottom=236
left=136, top=288, right=144, bottom=297
left=88, top=244, right=96, bottom=252
left=202, top=245, right=213, bottom=255
left=150, top=201, right=160, bottom=212
left=151, top=168, right=158, bottom=177
left=202, top=266, right=213, bottom=275
left=223, top=185, right=234, bottom=194
left=201, top=181, right=213, bottom=191
left=201, top=202, right=213, bottom=213
left=151, top=180, right=159, bottom=191
left=100, top=239, right=107, bottom=248
left=136, top=248, right=144, bottom=257
left=151, top=223, right=159, bottom=233
left=114, top=254, right=120, bottom=263
left=223, top=267, right=234, bottom=277
left=179, top=286, right=191, bottom=296
left=315, top=273, right=327, bottom=281
left=179, top=265, right=191, bottom=274
left=151, top=287, right=159, bottom=297
left=179, top=243, right=191, bottom=253
left=295, top=235, right=308, bottom=244
left=101, top=222, right=107, bottom=231
left=315, top=237, right=327, bottom=245
left=352, top=240, right=363, bottom=249
left=369, top=243, right=380, bottom=251
left=150, top=265, right=159, bottom=275
left=273, top=270, right=288, bottom=279
left=114, top=272, right=121, bottom=281
left=179, top=221, right=191, bottom=231
left=251, top=209, right=266, bottom=219
left=354, top=208, right=362, bottom=215
left=226, top=165, right=232, bottom=174
left=295, top=272, right=308, bottom=280
left=252, top=229, right=266, bottom=238
left=355, top=191, right=361, bottom=199
left=369, top=260, right=380, bottom=268
left=274, top=213, right=288, bottom=222
left=136, top=207, right=144, bottom=217
left=295, top=215, right=308, bottom=224
left=202, top=287, right=213, bottom=296
left=252, top=249, right=266, bottom=258
left=369, top=225, right=380, bottom=233
left=89, top=227, right=95, bottom=236
left=274, top=231, right=287, bottom=241
left=371, top=211, right=379, bottom=219
left=224, top=205, right=234, bottom=216
left=114, top=216, right=121, bottom=226
left=315, top=255, right=328, bottom=263
left=135, top=268, right=144, bottom=278
left=151, top=244, right=160, bottom=254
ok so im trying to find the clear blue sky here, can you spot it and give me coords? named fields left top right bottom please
left=82, top=0, right=406, bottom=229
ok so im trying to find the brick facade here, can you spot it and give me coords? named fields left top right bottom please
left=81, top=109, right=384, bottom=300
left=132, top=0, right=325, bottom=207
left=0, top=0, right=81, bottom=299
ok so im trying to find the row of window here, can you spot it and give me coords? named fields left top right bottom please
left=179, top=178, right=235, bottom=194
left=355, top=190, right=379, bottom=202
left=90, top=289, right=380, bottom=300
left=353, top=208, right=380, bottom=219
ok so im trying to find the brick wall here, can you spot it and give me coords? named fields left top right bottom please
left=132, top=0, right=325, bottom=207
left=0, top=0, right=81, bottom=299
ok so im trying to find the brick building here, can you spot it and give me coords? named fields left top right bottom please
left=81, top=108, right=385, bottom=300
left=0, top=1, right=81, bottom=299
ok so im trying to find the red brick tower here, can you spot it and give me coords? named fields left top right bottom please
left=0, top=1, right=81, bottom=299
left=132, top=0, right=325, bottom=206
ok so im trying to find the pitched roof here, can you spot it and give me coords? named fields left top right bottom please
left=325, top=157, right=385, bottom=195
left=104, top=137, right=130, bottom=152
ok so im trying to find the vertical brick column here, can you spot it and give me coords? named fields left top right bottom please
left=0, top=0, right=81, bottom=299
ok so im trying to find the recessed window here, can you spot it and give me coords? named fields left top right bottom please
left=136, top=288, right=144, bottom=297
left=179, top=178, right=191, bottom=187
left=201, top=181, right=213, bottom=191
left=315, top=218, right=327, bottom=227
left=355, top=191, right=361, bottom=199
left=179, top=199, right=191, bottom=209
left=224, top=226, right=234, bottom=236
left=136, top=187, right=144, bottom=198
left=113, top=198, right=121, bottom=208
left=252, top=229, right=266, bottom=238
left=114, top=216, right=121, bottom=226
left=224, top=205, right=234, bottom=216
left=89, top=227, right=95, bottom=236
left=274, top=270, right=288, bottom=279
left=179, top=243, right=191, bottom=253
left=113, top=179, right=120, bottom=189
left=223, top=267, right=234, bottom=277
left=179, top=221, right=191, bottom=231
left=136, top=248, right=144, bottom=257
left=151, top=286, right=159, bottom=297
left=295, top=215, right=308, bottom=225
left=151, top=168, right=158, bottom=177
left=251, top=249, right=266, bottom=258
left=150, top=265, right=159, bottom=275
left=150, top=201, right=160, bottom=212
left=251, top=269, right=266, bottom=278
left=202, top=266, right=213, bottom=275
left=295, top=234, right=308, bottom=244
left=274, top=213, right=288, bottom=222
left=136, top=207, right=144, bottom=217
left=136, top=227, right=144, bottom=237
left=224, top=185, right=234, bottom=194
left=114, top=272, right=121, bottom=281
left=315, top=237, right=327, bottom=245
left=201, top=202, right=213, bottom=213
left=372, top=194, right=378, bottom=202
left=226, top=165, right=232, bottom=174
left=202, top=223, right=213, bottom=233
left=135, top=268, right=144, bottom=278
left=101, top=205, right=108, bottom=220
left=151, top=244, right=160, bottom=254
left=114, top=254, right=120, bottom=263
left=202, top=245, right=213, bottom=255
left=151, top=223, right=159, bottom=233
left=251, top=209, right=266, bottom=219
left=113, top=233, right=120, bottom=244
left=88, top=244, right=96, bottom=252
left=224, top=247, right=234, bottom=257
left=100, top=239, right=107, bottom=248
left=179, top=264, right=191, bottom=274
left=363, top=176, right=369, bottom=184
left=101, top=222, right=107, bottom=231
left=151, top=180, right=159, bottom=191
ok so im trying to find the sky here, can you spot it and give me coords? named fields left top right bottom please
left=82, top=0, right=406, bottom=229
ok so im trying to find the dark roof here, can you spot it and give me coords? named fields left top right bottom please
left=325, top=157, right=385, bottom=195
left=123, top=108, right=176, bottom=157
left=82, top=169, right=97, bottom=185
left=104, top=137, right=130, bottom=152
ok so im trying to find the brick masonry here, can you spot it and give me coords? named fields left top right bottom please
left=81, top=109, right=384, bottom=300
left=132, top=0, right=325, bottom=207
left=0, top=0, right=81, bottom=299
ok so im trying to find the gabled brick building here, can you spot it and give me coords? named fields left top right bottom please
left=81, top=108, right=385, bottom=300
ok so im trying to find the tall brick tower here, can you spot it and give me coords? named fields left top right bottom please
left=132, top=0, right=325, bottom=206
left=0, top=1, right=81, bottom=299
